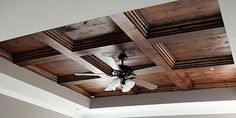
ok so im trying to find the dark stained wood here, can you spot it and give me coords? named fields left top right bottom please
left=43, top=29, right=74, bottom=50
left=25, top=64, right=91, bottom=97
left=147, top=14, right=223, bottom=38
left=194, top=82, right=236, bottom=89
left=0, top=35, right=49, bottom=54
left=148, top=27, right=225, bottom=44
left=174, top=64, right=235, bottom=73
left=138, top=86, right=179, bottom=93
left=0, top=48, right=13, bottom=61
left=36, top=31, right=108, bottom=78
left=25, top=65, right=58, bottom=81
left=81, top=55, right=113, bottom=75
left=57, top=75, right=100, bottom=84
left=174, top=55, right=233, bottom=69
left=76, top=78, right=112, bottom=94
left=14, top=47, right=62, bottom=66
left=153, top=43, right=176, bottom=68
left=139, top=0, right=221, bottom=26
left=92, top=90, right=134, bottom=98
left=110, top=13, right=193, bottom=90
left=13, top=27, right=226, bottom=67
left=73, top=33, right=131, bottom=51
left=36, top=58, right=90, bottom=76
left=59, top=17, right=122, bottom=41
left=130, top=85, right=140, bottom=94
left=187, top=64, right=236, bottom=84
left=0, top=0, right=235, bottom=98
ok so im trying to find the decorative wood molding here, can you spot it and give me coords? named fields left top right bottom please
left=57, top=75, right=100, bottom=84
left=43, top=29, right=75, bottom=50
left=148, top=27, right=226, bottom=44
left=174, top=64, right=235, bottom=73
left=125, top=10, right=149, bottom=37
left=139, top=86, right=179, bottom=93
left=73, top=33, right=131, bottom=51
left=194, top=82, right=236, bottom=89
left=25, top=65, right=57, bottom=81
left=148, top=14, right=224, bottom=38
left=174, top=55, right=233, bottom=69
left=153, top=43, right=176, bottom=68
left=92, top=90, right=133, bottom=98
left=130, top=85, right=140, bottom=94
left=25, top=65, right=92, bottom=97
left=38, top=32, right=108, bottom=78
left=14, top=47, right=62, bottom=66
left=13, top=27, right=225, bottom=67
left=81, top=55, right=113, bottom=75
left=0, top=48, right=13, bottom=62
left=110, top=13, right=193, bottom=90
left=175, top=73, right=194, bottom=89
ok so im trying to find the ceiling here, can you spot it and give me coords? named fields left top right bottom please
left=0, top=0, right=235, bottom=98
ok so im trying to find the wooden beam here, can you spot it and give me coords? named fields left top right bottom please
left=0, top=48, right=13, bottom=62
left=147, top=14, right=223, bottom=38
left=174, top=55, right=233, bottom=69
left=73, top=33, right=131, bottom=51
left=14, top=47, right=64, bottom=66
left=25, top=65, right=58, bottom=81
left=110, top=13, right=193, bottom=90
left=148, top=27, right=226, bottom=44
left=35, top=30, right=108, bottom=78
left=57, top=75, right=100, bottom=84
left=13, top=27, right=225, bottom=66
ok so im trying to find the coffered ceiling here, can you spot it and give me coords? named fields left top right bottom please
left=0, top=0, right=235, bottom=98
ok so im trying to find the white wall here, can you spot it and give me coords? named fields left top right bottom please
left=0, top=94, right=71, bottom=118
left=0, top=0, right=174, bottom=42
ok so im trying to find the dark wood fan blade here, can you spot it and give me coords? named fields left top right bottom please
left=133, top=79, right=158, bottom=90
left=133, top=66, right=165, bottom=76
left=74, top=73, right=107, bottom=76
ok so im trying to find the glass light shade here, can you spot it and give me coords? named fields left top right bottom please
left=122, top=79, right=135, bottom=92
left=105, top=78, right=121, bottom=91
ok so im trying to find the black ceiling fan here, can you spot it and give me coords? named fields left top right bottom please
left=75, top=51, right=165, bottom=92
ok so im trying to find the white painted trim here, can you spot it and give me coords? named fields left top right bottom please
left=0, top=58, right=89, bottom=117
left=218, top=0, right=236, bottom=65
left=91, top=88, right=236, bottom=108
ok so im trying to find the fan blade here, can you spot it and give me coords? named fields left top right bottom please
left=133, top=66, right=165, bottom=76
left=96, top=55, right=120, bottom=70
left=74, top=73, right=107, bottom=76
left=133, top=79, right=158, bottom=90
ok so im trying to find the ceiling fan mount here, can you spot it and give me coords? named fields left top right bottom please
left=75, top=50, right=165, bottom=92
left=112, top=51, right=135, bottom=84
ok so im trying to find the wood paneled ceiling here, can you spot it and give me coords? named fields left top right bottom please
left=0, top=0, right=235, bottom=98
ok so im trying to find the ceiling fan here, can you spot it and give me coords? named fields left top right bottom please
left=75, top=51, right=165, bottom=92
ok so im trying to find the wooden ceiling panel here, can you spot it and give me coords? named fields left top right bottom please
left=136, top=73, right=175, bottom=87
left=164, top=34, right=231, bottom=61
left=187, top=65, right=236, bottom=85
left=36, top=58, right=90, bottom=76
left=0, top=0, right=234, bottom=98
left=139, top=0, right=220, bottom=26
left=76, top=78, right=111, bottom=94
left=59, top=17, right=122, bottom=41
left=0, top=35, right=49, bottom=54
